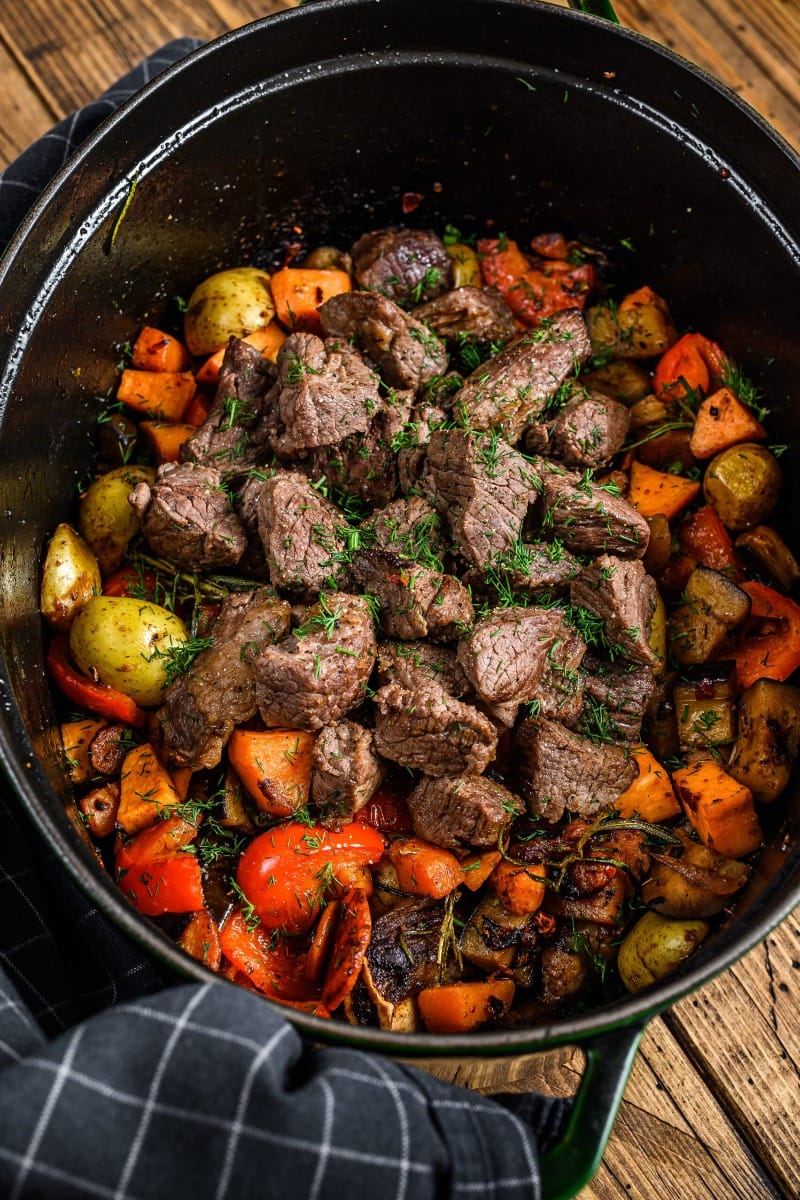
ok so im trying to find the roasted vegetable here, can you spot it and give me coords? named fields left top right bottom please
left=40, top=523, right=101, bottom=631
left=702, top=442, right=781, bottom=531
left=649, top=592, right=668, bottom=673
left=228, top=729, right=316, bottom=816
left=417, top=979, right=515, bottom=1033
left=672, top=759, right=763, bottom=858
left=445, top=241, right=481, bottom=287
left=641, top=831, right=750, bottom=918
left=729, top=582, right=800, bottom=688
left=617, top=911, right=710, bottom=992
left=614, top=745, right=680, bottom=822
left=734, top=525, right=800, bottom=593
left=183, top=266, right=275, bottom=356
left=628, top=460, right=700, bottom=521
left=461, top=893, right=534, bottom=975
left=689, top=386, right=766, bottom=460
left=69, top=595, right=188, bottom=706
left=727, top=679, right=800, bottom=803
left=78, top=464, right=155, bottom=576
left=581, top=359, right=651, bottom=405
left=669, top=567, right=750, bottom=666
left=674, top=662, right=737, bottom=753
left=587, top=286, right=676, bottom=360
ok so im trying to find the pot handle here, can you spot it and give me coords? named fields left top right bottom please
left=567, top=0, right=620, bottom=22
left=538, top=1021, right=646, bottom=1200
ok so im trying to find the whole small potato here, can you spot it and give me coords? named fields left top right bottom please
left=78, top=465, right=155, bottom=576
left=617, top=910, right=709, bottom=993
left=69, top=596, right=188, bottom=706
left=184, top=266, right=274, bottom=356
left=703, top=442, right=781, bottom=531
left=40, top=523, right=101, bottom=630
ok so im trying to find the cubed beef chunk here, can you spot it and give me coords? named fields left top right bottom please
left=351, top=227, right=452, bottom=306
left=424, top=428, right=539, bottom=569
left=159, top=590, right=291, bottom=769
left=376, top=640, right=472, bottom=697
left=181, top=338, right=277, bottom=479
left=457, top=607, right=578, bottom=706
left=362, top=494, right=449, bottom=571
left=320, top=291, right=448, bottom=392
left=513, top=718, right=636, bottom=822
left=581, top=654, right=655, bottom=743
left=306, top=388, right=414, bottom=510
left=256, top=471, right=345, bottom=593
left=412, top=286, right=518, bottom=344
left=465, top=539, right=580, bottom=602
left=128, top=462, right=247, bottom=570
left=530, top=620, right=588, bottom=726
left=373, top=679, right=497, bottom=776
left=271, top=332, right=382, bottom=458
left=455, top=310, right=592, bottom=442
left=349, top=548, right=472, bottom=641
left=569, top=554, right=658, bottom=666
left=311, top=719, right=386, bottom=827
left=407, top=774, right=522, bottom=851
left=252, top=593, right=376, bottom=731
left=537, top=466, right=650, bottom=559
left=395, top=401, right=449, bottom=496
left=548, top=387, right=631, bottom=470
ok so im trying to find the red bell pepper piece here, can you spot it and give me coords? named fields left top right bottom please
left=219, top=908, right=320, bottom=1001
left=102, top=566, right=158, bottom=598
left=116, top=849, right=203, bottom=917
left=478, top=237, right=595, bottom=326
left=653, top=332, right=730, bottom=402
left=730, top=581, right=800, bottom=690
left=678, top=505, right=741, bottom=578
left=46, top=636, right=148, bottom=727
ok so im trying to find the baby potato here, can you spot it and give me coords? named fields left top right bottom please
left=40, top=523, right=101, bottom=630
left=703, top=442, right=781, bottom=531
left=446, top=242, right=481, bottom=288
left=183, top=266, right=274, bottom=356
left=69, top=596, right=188, bottom=706
left=78, top=465, right=154, bottom=576
left=617, top=911, right=709, bottom=993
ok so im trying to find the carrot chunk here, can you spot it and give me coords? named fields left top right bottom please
left=628, top=459, right=701, bottom=521
left=672, top=759, right=763, bottom=858
left=614, top=746, right=681, bottom=822
left=270, top=268, right=352, bottom=333
left=118, top=742, right=183, bottom=834
left=131, top=326, right=191, bottom=373
left=689, top=386, right=767, bottom=460
left=387, top=837, right=464, bottom=899
left=117, top=369, right=196, bottom=421
left=194, top=321, right=287, bottom=385
left=489, top=860, right=547, bottom=915
left=139, top=420, right=197, bottom=463
left=227, top=729, right=316, bottom=817
left=418, top=979, right=515, bottom=1034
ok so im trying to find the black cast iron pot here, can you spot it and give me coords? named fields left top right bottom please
left=1, top=1, right=799, bottom=1195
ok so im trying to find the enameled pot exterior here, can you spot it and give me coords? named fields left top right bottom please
left=1, top=1, right=799, bottom=1193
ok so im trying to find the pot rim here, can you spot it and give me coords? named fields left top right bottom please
left=1, top=0, right=799, bottom=1056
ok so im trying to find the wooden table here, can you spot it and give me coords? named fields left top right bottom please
left=1, top=2, right=798, bottom=1197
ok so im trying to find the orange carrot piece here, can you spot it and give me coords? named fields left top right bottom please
left=117, top=369, right=196, bottom=421
left=227, top=729, right=316, bottom=817
left=118, top=742, right=183, bottom=834
left=139, top=420, right=196, bottom=463
left=672, top=760, right=763, bottom=859
left=131, top=326, right=191, bottom=373
left=305, top=901, right=340, bottom=984
left=460, top=849, right=502, bottom=892
left=194, top=321, right=287, bottom=385
left=387, top=837, right=463, bottom=899
left=270, top=268, right=352, bottom=333
left=417, top=979, right=516, bottom=1034
left=178, top=908, right=222, bottom=971
left=184, top=393, right=212, bottom=426
left=118, top=813, right=199, bottom=861
left=628, top=459, right=701, bottom=521
left=614, top=746, right=681, bottom=822
left=321, top=888, right=372, bottom=1011
left=689, top=386, right=767, bottom=460
left=60, top=718, right=106, bottom=785
left=489, top=860, right=547, bottom=916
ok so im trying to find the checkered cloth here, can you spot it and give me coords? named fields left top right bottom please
left=0, top=41, right=569, bottom=1197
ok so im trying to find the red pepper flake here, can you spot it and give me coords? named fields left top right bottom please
left=401, top=191, right=423, bottom=214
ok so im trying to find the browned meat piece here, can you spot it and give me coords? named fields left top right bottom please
left=252, top=593, right=376, bottom=731
left=538, top=465, right=650, bottom=559
left=320, top=291, right=448, bottom=392
left=513, top=717, right=636, bottom=821
left=128, top=462, right=247, bottom=570
left=407, top=774, right=522, bottom=851
left=395, top=401, right=449, bottom=496
left=311, top=719, right=386, bottom=827
left=349, top=548, right=472, bottom=641
left=457, top=607, right=572, bottom=705
left=412, top=286, right=518, bottom=343
left=306, top=388, right=414, bottom=510
left=256, top=471, right=344, bottom=593
left=455, top=310, right=592, bottom=442
left=465, top=539, right=580, bottom=601
left=424, top=428, right=539, bottom=569
left=569, top=554, right=658, bottom=666
left=373, top=679, right=497, bottom=776
left=351, top=227, right=452, bottom=306
left=529, top=620, right=587, bottom=726
left=181, top=338, right=277, bottom=479
left=548, top=387, right=631, bottom=470
left=581, top=654, right=655, bottom=743
left=159, top=590, right=291, bottom=769
left=362, top=494, right=449, bottom=570
left=271, top=332, right=382, bottom=459
left=376, top=640, right=472, bottom=697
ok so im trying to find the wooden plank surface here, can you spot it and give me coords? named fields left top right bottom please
left=1, top=2, right=799, bottom=1199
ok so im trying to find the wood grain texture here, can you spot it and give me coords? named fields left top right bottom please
left=0, top=2, right=799, bottom=1198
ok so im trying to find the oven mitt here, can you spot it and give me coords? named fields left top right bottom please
left=0, top=41, right=569, bottom=1198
